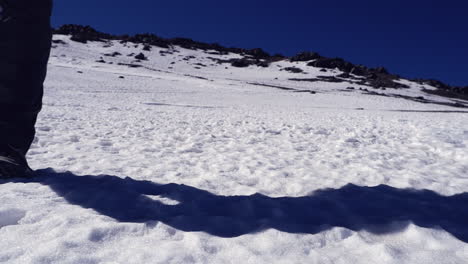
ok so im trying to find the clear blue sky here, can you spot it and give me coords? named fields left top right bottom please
left=52, top=0, right=468, bottom=86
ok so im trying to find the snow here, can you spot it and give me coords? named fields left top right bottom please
left=1, top=35, right=468, bottom=263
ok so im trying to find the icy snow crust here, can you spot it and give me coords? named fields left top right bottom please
left=1, top=36, right=468, bottom=263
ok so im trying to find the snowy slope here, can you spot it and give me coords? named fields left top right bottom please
left=0, top=35, right=468, bottom=263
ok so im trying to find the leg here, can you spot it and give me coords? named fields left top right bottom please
left=0, top=0, right=52, bottom=177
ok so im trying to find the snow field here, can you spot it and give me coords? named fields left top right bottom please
left=1, top=37, right=468, bottom=263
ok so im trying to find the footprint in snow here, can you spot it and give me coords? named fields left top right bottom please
left=345, top=138, right=360, bottom=144
left=37, top=126, right=52, bottom=132
left=99, top=140, right=113, bottom=147
left=0, top=209, right=26, bottom=229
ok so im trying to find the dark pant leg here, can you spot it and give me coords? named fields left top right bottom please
left=0, top=0, right=52, bottom=156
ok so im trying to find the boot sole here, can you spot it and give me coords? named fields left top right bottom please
left=0, top=162, right=33, bottom=179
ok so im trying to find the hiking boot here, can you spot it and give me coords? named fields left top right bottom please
left=0, top=0, right=13, bottom=22
left=0, top=144, right=33, bottom=179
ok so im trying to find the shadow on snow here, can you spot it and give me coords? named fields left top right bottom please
left=8, top=169, right=468, bottom=242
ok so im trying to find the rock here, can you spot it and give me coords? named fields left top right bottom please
left=414, top=79, right=451, bottom=90
left=55, top=25, right=114, bottom=43
left=53, top=24, right=468, bottom=101
left=290, top=52, right=322, bottom=62
left=423, top=87, right=468, bottom=100
left=374, top=67, right=389, bottom=74
left=124, top=33, right=170, bottom=48
left=256, top=60, right=270, bottom=68
left=226, top=58, right=269, bottom=68
left=350, top=65, right=369, bottom=76
left=284, top=67, right=304, bottom=73
left=70, top=34, right=89, bottom=44
left=104, top=52, right=121, bottom=57
left=337, top=73, right=351, bottom=78
left=308, top=58, right=354, bottom=72
left=52, top=25, right=292, bottom=67
left=273, top=53, right=286, bottom=59
left=117, top=63, right=142, bottom=68
left=318, top=76, right=346, bottom=83
left=230, top=59, right=252, bottom=68
left=134, top=53, right=148, bottom=61
left=289, top=76, right=344, bottom=83
left=360, top=77, right=409, bottom=89
left=244, top=48, right=270, bottom=59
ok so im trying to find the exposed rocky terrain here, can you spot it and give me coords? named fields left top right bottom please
left=52, top=24, right=468, bottom=108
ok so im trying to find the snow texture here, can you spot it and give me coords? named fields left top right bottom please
left=0, top=35, right=468, bottom=263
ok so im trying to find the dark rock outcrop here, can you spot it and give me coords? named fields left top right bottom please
left=206, top=57, right=269, bottom=68
left=134, top=53, right=148, bottom=61
left=307, top=58, right=355, bottom=73
left=244, top=48, right=270, bottom=60
left=54, top=24, right=115, bottom=43
left=414, top=79, right=468, bottom=99
left=230, top=59, right=250, bottom=68
left=230, top=58, right=269, bottom=68
left=290, top=52, right=322, bottom=62
left=124, top=34, right=170, bottom=48
left=53, top=25, right=275, bottom=66
left=361, top=75, right=409, bottom=89
left=104, top=52, right=121, bottom=57
left=301, top=56, right=407, bottom=89
left=284, top=67, right=304, bottom=73
left=289, top=76, right=344, bottom=83
left=53, top=24, right=467, bottom=99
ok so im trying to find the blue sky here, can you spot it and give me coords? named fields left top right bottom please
left=52, top=0, right=468, bottom=86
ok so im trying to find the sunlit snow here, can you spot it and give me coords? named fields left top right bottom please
left=1, top=35, right=467, bottom=263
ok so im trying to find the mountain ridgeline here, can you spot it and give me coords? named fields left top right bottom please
left=53, top=24, right=468, bottom=100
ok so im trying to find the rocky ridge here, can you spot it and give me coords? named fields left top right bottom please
left=53, top=24, right=468, bottom=101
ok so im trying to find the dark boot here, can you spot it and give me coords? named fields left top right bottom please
left=0, top=144, right=33, bottom=178
left=0, top=0, right=52, bottom=178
